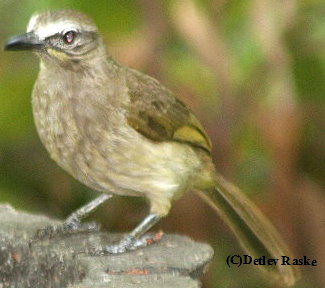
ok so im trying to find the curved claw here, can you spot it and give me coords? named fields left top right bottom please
left=100, top=232, right=164, bottom=255
left=104, top=235, right=136, bottom=254
left=32, top=220, right=100, bottom=241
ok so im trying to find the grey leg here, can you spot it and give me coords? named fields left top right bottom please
left=128, top=213, right=161, bottom=238
left=34, top=194, right=112, bottom=240
left=99, top=213, right=162, bottom=254
left=65, top=194, right=112, bottom=229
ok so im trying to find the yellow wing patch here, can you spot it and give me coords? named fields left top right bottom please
left=173, top=125, right=212, bottom=152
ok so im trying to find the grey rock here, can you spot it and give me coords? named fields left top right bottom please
left=0, top=204, right=213, bottom=288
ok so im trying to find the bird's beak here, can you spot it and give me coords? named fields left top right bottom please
left=4, top=32, right=43, bottom=51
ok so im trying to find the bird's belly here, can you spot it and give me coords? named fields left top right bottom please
left=33, top=105, right=200, bottom=200
left=71, top=128, right=202, bottom=201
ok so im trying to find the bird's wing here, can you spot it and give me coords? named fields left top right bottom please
left=125, top=69, right=212, bottom=153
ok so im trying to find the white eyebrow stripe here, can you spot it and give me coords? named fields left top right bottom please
left=27, top=14, right=39, bottom=32
left=31, top=21, right=78, bottom=40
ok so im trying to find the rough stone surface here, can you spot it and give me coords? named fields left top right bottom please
left=0, top=204, right=214, bottom=288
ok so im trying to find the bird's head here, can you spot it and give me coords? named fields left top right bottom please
left=4, top=10, right=104, bottom=65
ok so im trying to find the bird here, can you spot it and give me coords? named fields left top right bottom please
left=4, top=10, right=299, bottom=286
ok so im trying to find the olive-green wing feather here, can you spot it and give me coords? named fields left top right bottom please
left=126, top=69, right=212, bottom=153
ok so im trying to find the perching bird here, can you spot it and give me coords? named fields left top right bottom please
left=4, top=10, right=299, bottom=286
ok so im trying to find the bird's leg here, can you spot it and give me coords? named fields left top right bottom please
left=95, top=213, right=162, bottom=255
left=64, top=194, right=112, bottom=229
left=34, top=194, right=112, bottom=240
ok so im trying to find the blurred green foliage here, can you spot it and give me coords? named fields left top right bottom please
left=0, top=1, right=324, bottom=287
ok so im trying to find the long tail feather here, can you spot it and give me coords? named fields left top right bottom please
left=197, top=173, right=300, bottom=286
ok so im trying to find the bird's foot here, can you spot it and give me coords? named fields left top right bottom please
left=91, top=231, right=163, bottom=255
left=33, top=216, right=100, bottom=241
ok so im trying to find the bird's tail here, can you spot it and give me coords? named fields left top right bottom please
left=196, top=172, right=300, bottom=286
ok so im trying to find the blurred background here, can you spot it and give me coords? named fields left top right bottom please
left=0, top=0, right=324, bottom=287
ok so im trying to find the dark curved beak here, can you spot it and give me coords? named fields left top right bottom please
left=4, top=32, right=43, bottom=51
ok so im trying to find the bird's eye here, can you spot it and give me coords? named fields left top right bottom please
left=63, top=31, right=76, bottom=44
